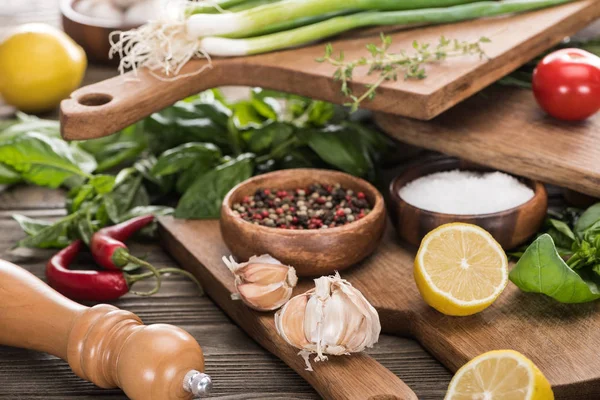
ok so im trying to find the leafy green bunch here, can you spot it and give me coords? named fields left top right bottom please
left=510, top=204, right=600, bottom=303
left=2, top=88, right=394, bottom=249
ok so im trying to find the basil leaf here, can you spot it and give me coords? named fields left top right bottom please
left=77, top=211, right=96, bottom=246
left=12, top=214, right=54, bottom=236
left=175, top=160, right=215, bottom=194
left=120, top=206, right=174, bottom=221
left=17, top=213, right=77, bottom=249
left=68, top=184, right=95, bottom=213
left=509, top=234, right=600, bottom=303
left=175, top=154, right=254, bottom=219
left=145, top=101, right=230, bottom=154
left=0, top=132, right=90, bottom=188
left=575, top=203, right=600, bottom=235
left=89, top=175, right=116, bottom=194
left=307, top=125, right=372, bottom=177
left=548, top=219, right=576, bottom=241
left=0, top=163, right=21, bottom=185
left=152, top=143, right=221, bottom=177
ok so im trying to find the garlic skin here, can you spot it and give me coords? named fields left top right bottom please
left=275, top=273, right=381, bottom=371
left=223, top=254, right=298, bottom=312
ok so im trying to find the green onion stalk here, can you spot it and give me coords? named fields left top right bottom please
left=187, top=0, right=482, bottom=38
left=109, top=0, right=575, bottom=76
left=200, top=0, right=577, bottom=56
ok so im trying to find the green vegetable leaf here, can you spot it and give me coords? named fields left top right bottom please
left=152, top=143, right=221, bottom=177
left=575, top=203, right=600, bottom=236
left=89, top=175, right=116, bottom=194
left=307, top=125, right=372, bottom=177
left=12, top=214, right=54, bottom=236
left=77, top=210, right=96, bottom=246
left=0, top=163, right=21, bottom=185
left=175, top=154, right=254, bottom=219
left=548, top=219, right=576, bottom=241
left=145, top=101, right=230, bottom=154
left=16, top=213, right=77, bottom=249
left=0, top=132, right=92, bottom=188
left=509, top=234, right=600, bottom=303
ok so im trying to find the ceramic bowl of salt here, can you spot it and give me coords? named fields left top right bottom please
left=388, top=156, right=547, bottom=250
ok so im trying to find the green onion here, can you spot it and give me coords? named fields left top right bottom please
left=199, top=0, right=576, bottom=56
left=187, top=0, right=482, bottom=38
left=184, top=0, right=268, bottom=14
left=110, top=0, right=575, bottom=77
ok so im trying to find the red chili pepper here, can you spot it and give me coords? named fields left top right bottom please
left=46, top=240, right=203, bottom=301
left=90, top=215, right=155, bottom=270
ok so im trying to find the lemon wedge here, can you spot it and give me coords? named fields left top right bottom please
left=414, top=223, right=508, bottom=316
left=445, top=350, right=554, bottom=400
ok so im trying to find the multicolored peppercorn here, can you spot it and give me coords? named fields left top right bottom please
left=232, top=184, right=372, bottom=230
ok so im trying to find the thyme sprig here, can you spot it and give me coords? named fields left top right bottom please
left=317, top=34, right=490, bottom=111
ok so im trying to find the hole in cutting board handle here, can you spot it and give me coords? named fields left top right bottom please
left=77, top=93, right=113, bottom=106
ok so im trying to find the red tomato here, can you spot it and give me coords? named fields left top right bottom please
left=532, top=48, right=600, bottom=121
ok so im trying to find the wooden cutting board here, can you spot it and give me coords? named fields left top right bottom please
left=60, top=0, right=600, bottom=140
left=375, top=85, right=600, bottom=199
left=159, top=217, right=600, bottom=400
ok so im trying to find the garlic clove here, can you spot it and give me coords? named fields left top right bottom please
left=275, top=294, right=310, bottom=349
left=237, top=282, right=291, bottom=311
left=238, top=263, right=293, bottom=286
left=224, top=255, right=298, bottom=312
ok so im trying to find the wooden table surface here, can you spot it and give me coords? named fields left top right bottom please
left=0, top=2, right=453, bottom=399
left=0, top=2, right=594, bottom=399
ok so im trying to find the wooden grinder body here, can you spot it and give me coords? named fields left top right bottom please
left=0, top=259, right=205, bottom=400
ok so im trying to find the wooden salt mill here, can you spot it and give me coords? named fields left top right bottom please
left=0, top=259, right=212, bottom=399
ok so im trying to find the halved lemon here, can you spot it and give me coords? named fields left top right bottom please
left=414, top=223, right=508, bottom=316
left=445, top=350, right=554, bottom=400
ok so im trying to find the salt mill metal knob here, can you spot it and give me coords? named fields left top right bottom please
left=184, top=370, right=213, bottom=398
left=0, top=259, right=212, bottom=400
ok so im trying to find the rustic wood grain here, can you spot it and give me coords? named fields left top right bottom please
left=0, top=186, right=453, bottom=400
left=59, top=0, right=600, bottom=140
left=161, top=215, right=600, bottom=400
left=387, top=156, right=548, bottom=250
left=375, top=85, right=600, bottom=199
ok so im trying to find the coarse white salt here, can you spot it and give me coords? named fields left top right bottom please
left=398, top=169, right=534, bottom=215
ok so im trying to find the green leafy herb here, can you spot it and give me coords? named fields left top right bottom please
left=152, top=143, right=221, bottom=177
left=509, top=234, right=600, bottom=303
left=175, top=154, right=254, bottom=219
left=0, top=132, right=94, bottom=188
left=318, top=34, right=489, bottom=111
left=16, top=212, right=79, bottom=249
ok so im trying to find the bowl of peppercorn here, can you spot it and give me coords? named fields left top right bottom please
left=220, top=169, right=386, bottom=276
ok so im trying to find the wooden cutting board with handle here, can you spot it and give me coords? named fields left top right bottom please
left=160, top=217, right=600, bottom=400
left=60, top=0, right=600, bottom=140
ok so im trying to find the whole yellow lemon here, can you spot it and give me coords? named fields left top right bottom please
left=0, top=23, right=87, bottom=113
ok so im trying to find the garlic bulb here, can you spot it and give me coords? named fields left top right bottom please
left=223, top=254, right=298, bottom=312
left=275, top=273, right=381, bottom=371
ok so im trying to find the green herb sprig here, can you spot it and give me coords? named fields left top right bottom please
left=317, top=34, right=490, bottom=112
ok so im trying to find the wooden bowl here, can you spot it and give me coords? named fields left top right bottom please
left=60, top=0, right=141, bottom=64
left=388, top=157, right=548, bottom=250
left=220, top=169, right=386, bottom=277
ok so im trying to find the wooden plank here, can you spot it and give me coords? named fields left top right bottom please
left=0, top=203, right=452, bottom=400
left=160, top=217, right=600, bottom=399
left=375, top=85, right=600, bottom=198
left=60, top=1, right=600, bottom=140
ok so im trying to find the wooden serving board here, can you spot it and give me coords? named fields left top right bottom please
left=375, top=85, right=600, bottom=199
left=160, top=217, right=600, bottom=400
left=60, top=0, right=600, bottom=140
